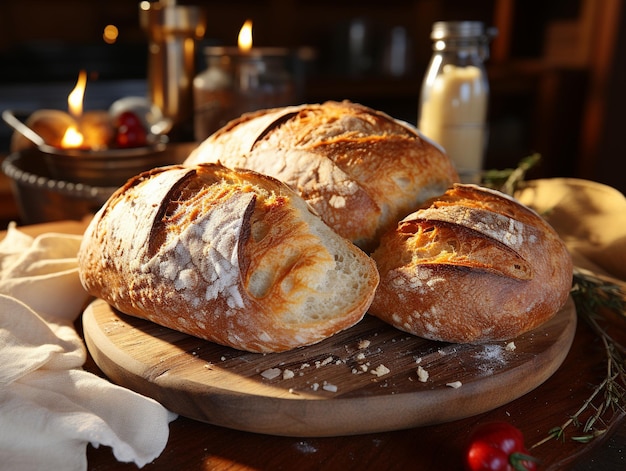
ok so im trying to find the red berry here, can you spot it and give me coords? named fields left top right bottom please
left=114, top=111, right=147, bottom=148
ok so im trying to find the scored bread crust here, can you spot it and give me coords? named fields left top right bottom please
left=184, top=100, right=459, bottom=252
left=77, top=163, right=379, bottom=353
left=369, top=184, right=573, bottom=344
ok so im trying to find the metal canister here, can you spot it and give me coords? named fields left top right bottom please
left=139, top=0, right=206, bottom=142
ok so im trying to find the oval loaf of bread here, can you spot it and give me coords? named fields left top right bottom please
left=369, top=184, right=573, bottom=344
left=77, top=163, right=379, bottom=353
left=185, top=100, right=459, bottom=252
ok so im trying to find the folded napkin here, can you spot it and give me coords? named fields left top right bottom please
left=516, top=178, right=626, bottom=281
left=0, top=223, right=176, bottom=471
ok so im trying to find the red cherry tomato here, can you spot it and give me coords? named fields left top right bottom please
left=114, top=111, right=147, bottom=148
left=465, top=422, right=538, bottom=471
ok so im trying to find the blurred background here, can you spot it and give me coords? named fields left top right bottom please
left=0, top=0, right=624, bottom=201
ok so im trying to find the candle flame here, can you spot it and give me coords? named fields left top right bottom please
left=61, top=125, right=84, bottom=148
left=238, top=19, right=253, bottom=51
left=68, top=69, right=87, bottom=118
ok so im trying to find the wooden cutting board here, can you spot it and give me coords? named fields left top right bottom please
left=83, top=297, right=576, bottom=437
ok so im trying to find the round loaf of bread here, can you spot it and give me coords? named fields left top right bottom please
left=369, top=184, right=573, bottom=343
left=77, top=163, right=379, bottom=353
left=185, top=101, right=459, bottom=252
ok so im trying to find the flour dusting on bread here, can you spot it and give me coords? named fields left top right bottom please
left=185, top=101, right=459, bottom=252
left=369, top=184, right=573, bottom=343
left=78, top=163, right=379, bottom=353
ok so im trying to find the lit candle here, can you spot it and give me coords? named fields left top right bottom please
left=238, top=19, right=253, bottom=53
left=61, top=70, right=87, bottom=148
left=61, top=125, right=84, bottom=148
left=59, top=70, right=114, bottom=150
left=193, top=20, right=296, bottom=141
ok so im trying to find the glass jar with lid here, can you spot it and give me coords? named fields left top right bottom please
left=418, top=21, right=496, bottom=183
left=193, top=47, right=296, bottom=141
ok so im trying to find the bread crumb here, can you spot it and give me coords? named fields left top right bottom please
left=417, top=366, right=429, bottom=382
left=505, top=341, right=516, bottom=351
left=311, top=382, right=320, bottom=391
left=446, top=381, right=462, bottom=389
left=260, top=368, right=282, bottom=380
left=356, top=352, right=366, bottom=361
left=316, top=356, right=334, bottom=368
left=283, top=369, right=295, bottom=380
left=358, top=339, right=371, bottom=349
left=371, top=364, right=390, bottom=377
left=323, top=383, right=338, bottom=393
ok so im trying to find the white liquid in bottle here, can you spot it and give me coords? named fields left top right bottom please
left=419, top=64, right=488, bottom=182
left=418, top=22, right=495, bottom=183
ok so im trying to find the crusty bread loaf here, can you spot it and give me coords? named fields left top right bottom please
left=77, top=163, right=379, bottom=353
left=369, top=184, right=573, bottom=343
left=185, top=101, right=459, bottom=252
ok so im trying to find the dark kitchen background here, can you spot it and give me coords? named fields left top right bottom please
left=1, top=0, right=624, bottom=194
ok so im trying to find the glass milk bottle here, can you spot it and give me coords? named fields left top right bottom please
left=418, top=21, right=495, bottom=183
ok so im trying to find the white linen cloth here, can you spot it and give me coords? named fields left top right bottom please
left=0, top=223, right=176, bottom=471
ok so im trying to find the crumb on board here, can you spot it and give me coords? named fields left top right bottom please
left=260, top=367, right=282, bottom=380
left=358, top=339, right=371, bottom=349
left=446, top=381, right=462, bottom=389
left=417, top=365, right=429, bottom=383
left=316, top=356, right=334, bottom=368
left=505, top=341, right=516, bottom=351
left=371, top=364, right=390, bottom=377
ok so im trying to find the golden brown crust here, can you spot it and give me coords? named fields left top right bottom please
left=185, top=101, right=459, bottom=252
left=369, top=184, right=573, bottom=343
left=78, top=163, right=379, bottom=353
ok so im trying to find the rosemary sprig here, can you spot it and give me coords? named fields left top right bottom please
left=481, top=153, right=542, bottom=196
left=481, top=158, right=626, bottom=447
left=531, top=269, right=626, bottom=448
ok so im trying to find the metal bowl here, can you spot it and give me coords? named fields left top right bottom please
left=2, top=150, right=118, bottom=225
left=39, top=140, right=169, bottom=187
left=1, top=143, right=195, bottom=224
left=2, top=108, right=172, bottom=187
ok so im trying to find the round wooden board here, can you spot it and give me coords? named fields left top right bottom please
left=83, top=297, right=576, bottom=437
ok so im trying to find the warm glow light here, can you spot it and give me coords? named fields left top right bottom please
left=238, top=19, right=253, bottom=51
left=61, top=125, right=84, bottom=148
left=103, top=24, right=119, bottom=44
left=68, top=70, right=87, bottom=117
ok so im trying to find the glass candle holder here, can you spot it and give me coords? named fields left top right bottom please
left=193, top=46, right=296, bottom=141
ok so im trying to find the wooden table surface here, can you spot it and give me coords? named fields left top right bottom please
left=5, top=220, right=626, bottom=470
left=83, top=312, right=626, bottom=471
